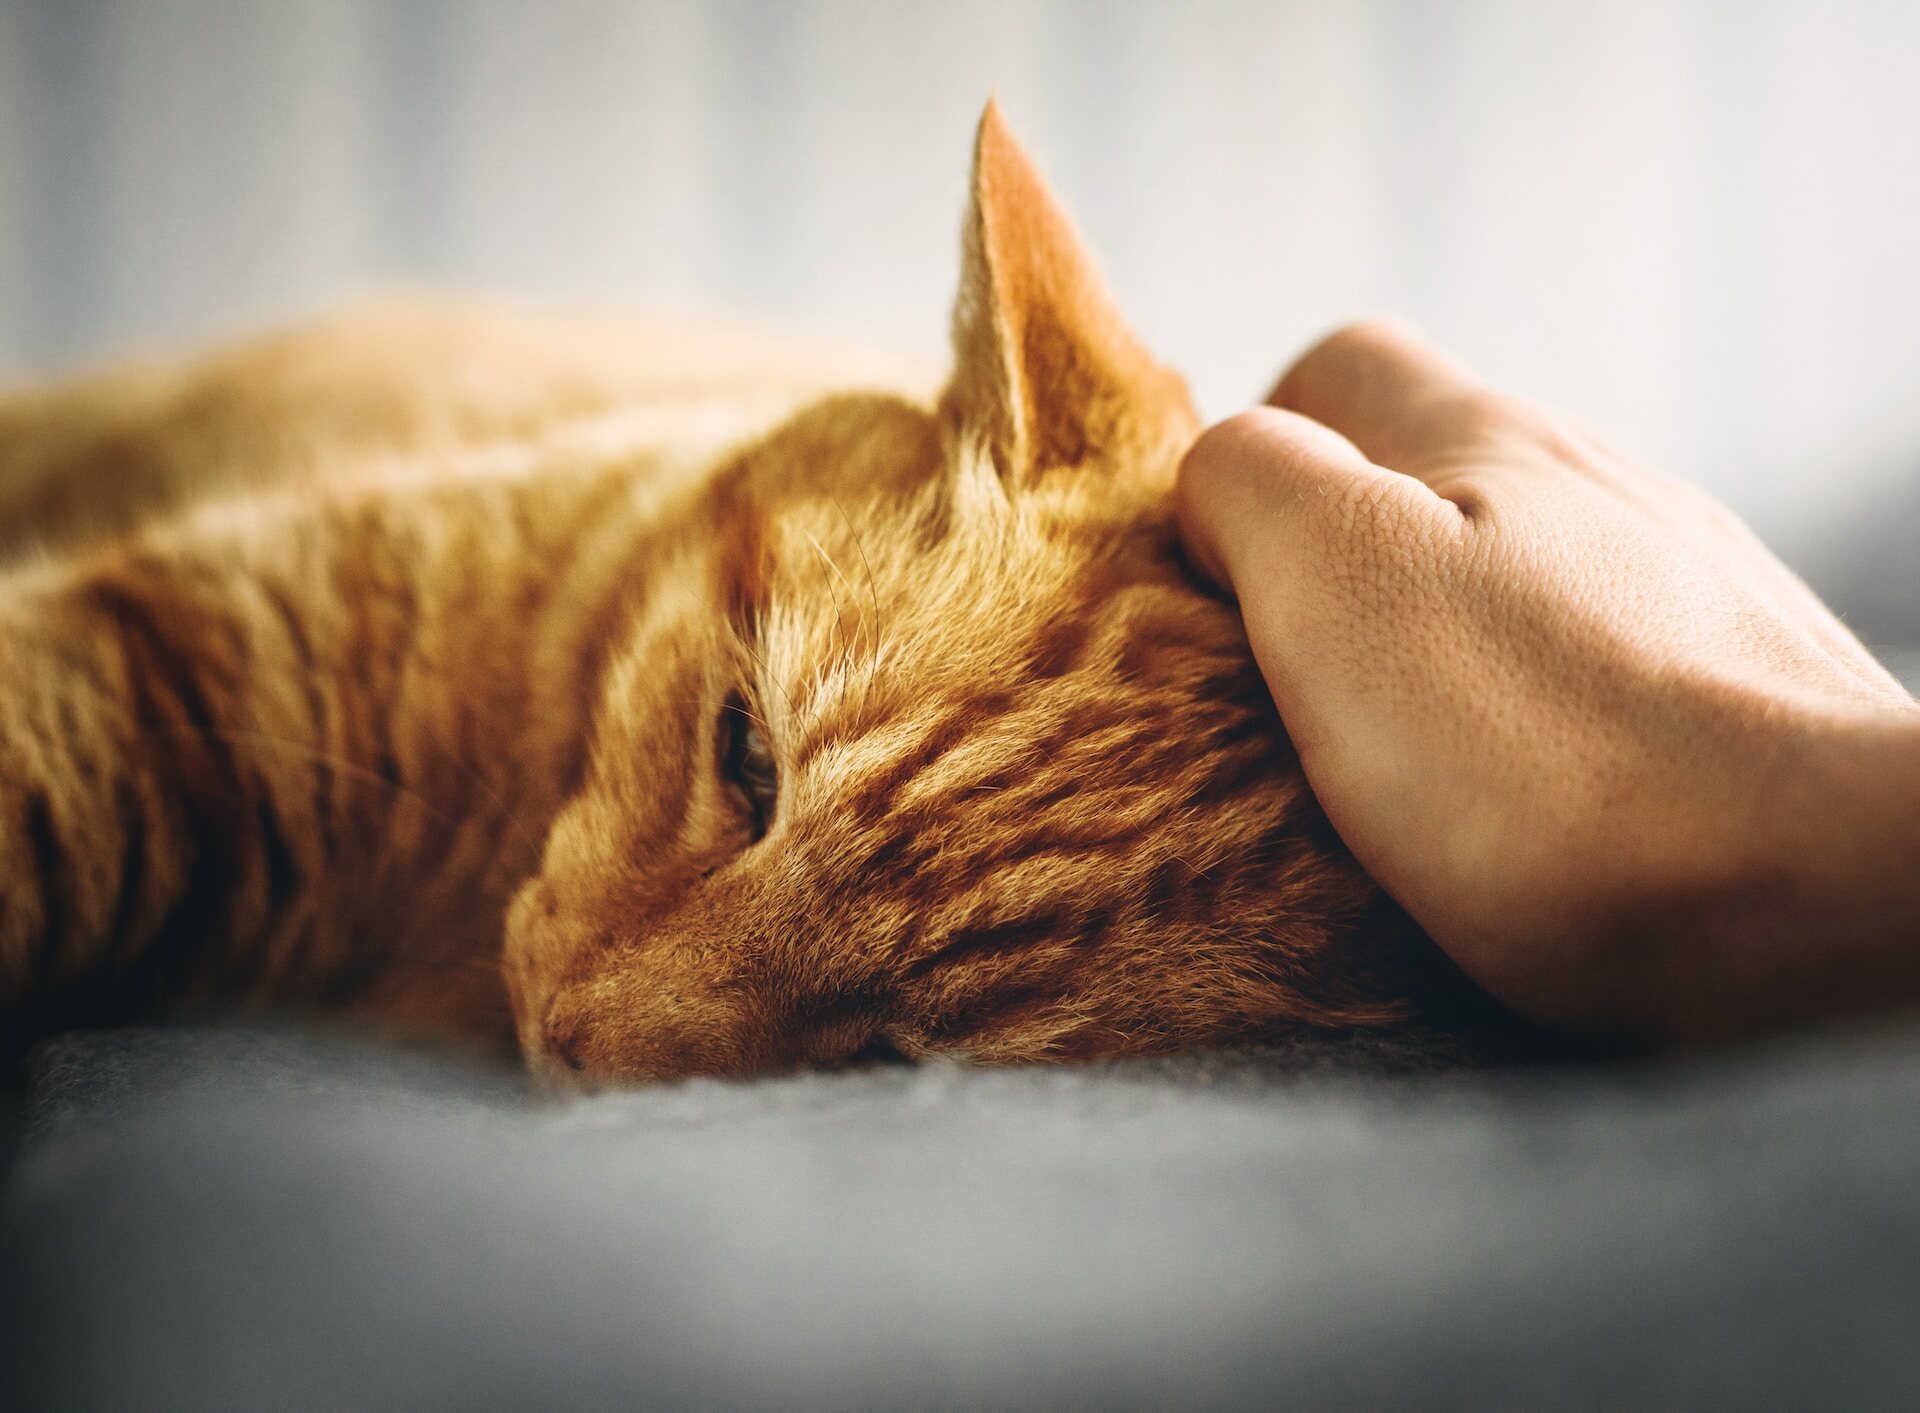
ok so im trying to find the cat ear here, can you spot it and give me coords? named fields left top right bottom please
left=942, top=100, right=1198, bottom=489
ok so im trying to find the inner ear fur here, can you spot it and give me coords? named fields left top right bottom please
left=942, top=99, right=1198, bottom=489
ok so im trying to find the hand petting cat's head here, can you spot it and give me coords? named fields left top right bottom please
left=504, top=103, right=1458, bottom=1083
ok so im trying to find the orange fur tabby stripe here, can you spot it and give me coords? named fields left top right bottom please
left=0, top=102, right=1493, bottom=1081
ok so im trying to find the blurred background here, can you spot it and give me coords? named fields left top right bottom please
left=1, top=0, right=1917, bottom=638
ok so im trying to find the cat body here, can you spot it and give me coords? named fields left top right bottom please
left=0, top=106, right=1485, bottom=1081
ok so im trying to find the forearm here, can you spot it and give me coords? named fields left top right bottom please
left=1755, top=708, right=1920, bottom=1020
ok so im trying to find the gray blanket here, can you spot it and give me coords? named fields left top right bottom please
left=6, top=1020, right=1920, bottom=1410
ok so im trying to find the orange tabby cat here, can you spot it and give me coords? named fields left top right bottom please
left=0, top=104, right=1491, bottom=1082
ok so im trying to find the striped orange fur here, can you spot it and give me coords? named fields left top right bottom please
left=0, top=104, right=1487, bottom=1082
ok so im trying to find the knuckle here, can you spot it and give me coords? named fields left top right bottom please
left=1279, top=319, right=1416, bottom=402
left=1210, top=406, right=1294, bottom=456
left=1184, top=408, right=1320, bottom=500
left=1317, top=316, right=1416, bottom=362
left=1180, top=411, right=1275, bottom=507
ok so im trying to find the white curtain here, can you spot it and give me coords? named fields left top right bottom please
left=2, top=0, right=1918, bottom=538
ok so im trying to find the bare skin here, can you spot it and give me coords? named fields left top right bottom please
left=1177, top=319, right=1920, bottom=1047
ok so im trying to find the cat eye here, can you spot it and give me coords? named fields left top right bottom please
left=719, top=695, right=779, bottom=841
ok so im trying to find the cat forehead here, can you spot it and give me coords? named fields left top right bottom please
left=760, top=514, right=1256, bottom=791
left=760, top=470, right=1187, bottom=673
left=733, top=386, right=1174, bottom=545
left=731, top=385, right=1212, bottom=733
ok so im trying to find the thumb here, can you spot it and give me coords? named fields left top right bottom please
left=1175, top=406, right=1417, bottom=599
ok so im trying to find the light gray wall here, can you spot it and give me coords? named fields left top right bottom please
left=3, top=0, right=1919, bottom=541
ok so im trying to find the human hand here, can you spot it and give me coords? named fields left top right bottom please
left=1177, top=320, right=1920, bottom=1045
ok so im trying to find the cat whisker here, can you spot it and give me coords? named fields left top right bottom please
left=798, top=526, right=856, bottom=674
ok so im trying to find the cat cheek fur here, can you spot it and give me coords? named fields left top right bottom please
left=510, top=857, right=848, bottom=1084
left=501, top=592, right=745, bottom=1071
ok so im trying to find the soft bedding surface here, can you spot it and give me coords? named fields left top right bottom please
left=5, top=1020, right=1920, bottom=1410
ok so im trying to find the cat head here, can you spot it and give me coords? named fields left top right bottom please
left=503, top=102, right=1448, bottom=1083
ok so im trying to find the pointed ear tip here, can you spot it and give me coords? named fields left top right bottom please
left=972, top=96, right=1021, bottom=170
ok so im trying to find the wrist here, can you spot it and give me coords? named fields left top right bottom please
left=1554, top=692, right=1920, bottom=1046
left=1780, top=701, right=1920, bottom=903
left=1672, top=697, right=1920, bottom=1040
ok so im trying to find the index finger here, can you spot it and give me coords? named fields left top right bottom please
left=1175, top=404, right=1422, bottom=595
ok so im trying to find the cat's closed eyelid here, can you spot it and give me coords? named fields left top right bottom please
left=717, top=693, right=780, bottom=841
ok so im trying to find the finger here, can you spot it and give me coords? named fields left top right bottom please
left=1178, top=407, right=1450, bottom=767
left=1175, top=405, right=1422, bottom=597
left=1270, top=318, right=1496, bottom=474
